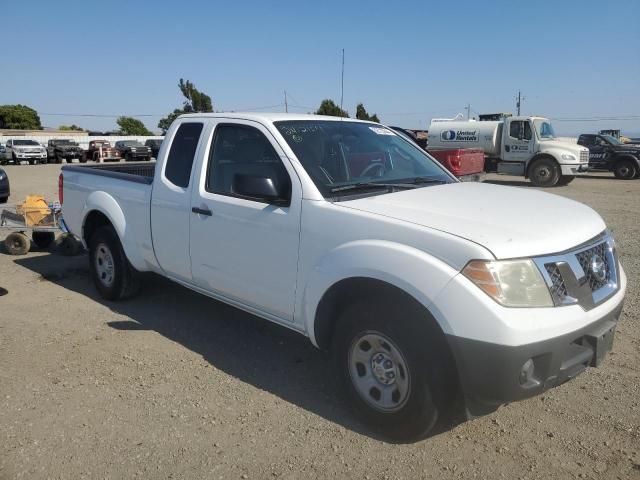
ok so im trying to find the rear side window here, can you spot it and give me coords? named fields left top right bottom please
left=165, top=122, right=204, bottom=188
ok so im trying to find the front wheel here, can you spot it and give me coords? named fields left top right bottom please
left=5, top=232, right=30, bottom=255
left=529, top=158, right=560, bottom=187
left=558, top=175, right=575, bottom=185
left=613, top=159, right=637, bottom=180
left=89, top=226, right=140, bottom=301
left=332, top=298, right=456, bottom=441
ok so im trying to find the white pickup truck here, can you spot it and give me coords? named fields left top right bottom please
left=60, top=113, right=626, bottom=441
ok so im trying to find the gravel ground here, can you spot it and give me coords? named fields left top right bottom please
left=1, top=164, right=638, bottom=480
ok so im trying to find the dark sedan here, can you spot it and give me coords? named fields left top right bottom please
left=0, top=167, right=9, bottom=203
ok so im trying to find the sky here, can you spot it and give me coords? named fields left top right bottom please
left=2, top=0, right=639, bottom=136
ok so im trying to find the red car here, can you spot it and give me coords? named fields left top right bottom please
left=83, top=140, right=122, bottom=163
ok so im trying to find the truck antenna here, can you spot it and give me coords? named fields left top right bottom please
left=340, top=48, right=345, bottom=114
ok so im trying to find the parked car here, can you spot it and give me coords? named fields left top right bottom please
left=0, top=144, right=6, bottom=164
left=60, top=113, right=626, bottom=441
left=145, top=139, right=163, bottom=158
left=4, top=139, right=48, bottom=165
left=577, top=134, right=640, bottom=179
left=428, top=116, right=589, bottom=186
left=0, top=167, right=9, bottom=203
left=84, top=140, right=122, bottom=163
left=114, top=141, right=152, bottom=161
left=428, top=148, right=485, bottom=181
left=47, top=139, right=85, bottom=164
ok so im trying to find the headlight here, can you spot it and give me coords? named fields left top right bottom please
left=462, top=259, right=552, bottom=307
left=561, top=153, right=576, bottom=161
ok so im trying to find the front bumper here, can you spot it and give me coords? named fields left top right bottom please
left=560, top=162, right=589, bottom=175
left=447, top=297, right=624, bottom=417
left=14, top=152, right=47, bottom=159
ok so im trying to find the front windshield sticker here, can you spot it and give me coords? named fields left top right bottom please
left=369, top=127, right=395, bottom=136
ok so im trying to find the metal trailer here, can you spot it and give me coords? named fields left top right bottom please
left=0, top=203, right=80, bottom=255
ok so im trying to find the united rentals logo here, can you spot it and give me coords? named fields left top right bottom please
left=440, top=129, right=478, bottom=142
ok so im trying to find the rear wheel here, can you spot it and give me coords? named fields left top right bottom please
left=5, top=232, right=30, bottom=255
left=613, top=159, right=637, bottom=180
left=89, top=225, right=140, bottom=300
left=332, top=297, right=456, bottom=441
left=529, top=158, right=560, bottom=187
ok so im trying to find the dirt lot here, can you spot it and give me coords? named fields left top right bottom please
left=1, top=163, right=638, bottom=480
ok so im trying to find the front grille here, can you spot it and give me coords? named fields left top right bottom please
left=575, top=242, right=610, bottom=291
left=534, top=233, right=619, bottom=310
left=545, top=263, right=568, bottom=302
left=580, top=150, right=589, bottom=162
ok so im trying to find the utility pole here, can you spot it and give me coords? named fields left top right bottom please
left=516, top=91, right=522, bottom=116
left=465, top=103, right=471, bottom=120
left=340, top=48, right=345, bottom=113
left=284, top=90, right=288, bottom=113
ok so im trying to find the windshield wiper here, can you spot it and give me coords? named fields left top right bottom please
left=329, top=182, right=418, bottom=193
left=401, top=176, right=449, bottom=185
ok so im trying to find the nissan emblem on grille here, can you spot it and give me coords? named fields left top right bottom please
left=590, top=254, right=607, bottom=283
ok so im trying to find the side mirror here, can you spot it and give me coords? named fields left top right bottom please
left=232, top=173, right=290, bottom=206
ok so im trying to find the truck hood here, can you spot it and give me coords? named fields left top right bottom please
left=339, top=182, right=606, bottom=259
left=539, top=139, right=588, bottom=157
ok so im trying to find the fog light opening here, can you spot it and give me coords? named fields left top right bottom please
left=519, top=359, right=539, bottom=387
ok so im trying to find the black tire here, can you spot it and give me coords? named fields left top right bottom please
left=32, top=231, right=56, bottom=249
left=529, top=157, right=561, bottom=187
left=0, top=196, right=7, bottom=204
left=56, top=233, right=82, bottom=256
left=613, top=159, right=637, bottom=180
left=332, top=297, right=456, bottom=442
left=12, top=153, right=19, bottom=165
left=80, top=153, right=88, bottom=163
left=558, top=175, right=575, bottom=186
left=88, top=225, right=140, bottom=301
left=5, top=232, right=30, bottom=255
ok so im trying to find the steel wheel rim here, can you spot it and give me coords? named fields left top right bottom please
left=95, top=243, right=115, bottom=287
left=348, top=331, right=411, bottom=412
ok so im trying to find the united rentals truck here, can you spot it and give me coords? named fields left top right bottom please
left=428, top=116, right=589, bottom=187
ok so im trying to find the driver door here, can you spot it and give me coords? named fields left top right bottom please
left=189, top=120, right=302, bottom=322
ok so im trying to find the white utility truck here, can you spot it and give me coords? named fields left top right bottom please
left=60, top=113, right=626, bottom=441
left=428, top=116, right=589, bottom=187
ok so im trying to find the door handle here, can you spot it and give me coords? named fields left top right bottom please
left=191, top=206, right=212, bottom=216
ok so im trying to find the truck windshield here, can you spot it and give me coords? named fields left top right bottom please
left=534, top=120, right=556, bottom=140
left=14, top=140, right=39, bottom=146
left=274, top=120, right=453, bottom=198
left=602, top=135, right=622, bottom=145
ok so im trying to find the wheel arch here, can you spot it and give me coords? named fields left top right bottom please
left=612, top=154, right=640, bottom=169
left=525, top=153, right=558, bottom=178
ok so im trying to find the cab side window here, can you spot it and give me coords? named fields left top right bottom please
left=206, top=124, right=291, bottom=203
left=164, top=122, right=204, bottom=188
left=509, top=121, right=532, bottom=141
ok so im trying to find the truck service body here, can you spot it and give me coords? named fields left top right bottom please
left=60, top=113, right=626, bottom=441
left=428, top=116, right=590, bottom=187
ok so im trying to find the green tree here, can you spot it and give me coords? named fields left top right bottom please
left=58, top=124, right=84, bottom=131
left=0, top=104, right=42, bottom=130
left=316, top=99, right=349, bottom=118
left=355, top=103, right=380, bottom=122
left=158, top=78, right=214, bottom=133
left=117, top=116, right=152, bottom=135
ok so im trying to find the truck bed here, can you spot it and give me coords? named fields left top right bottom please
left=62, top=162, right=155, bottom=184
